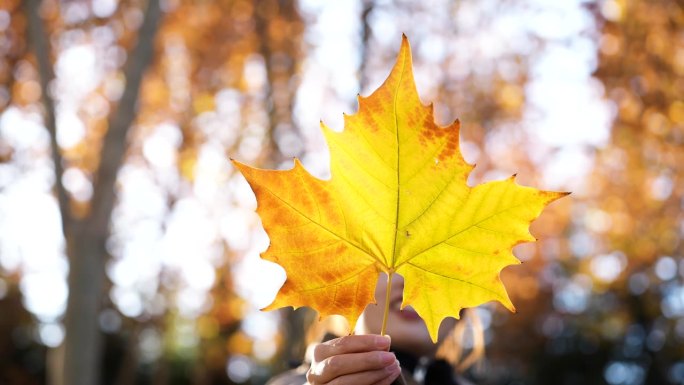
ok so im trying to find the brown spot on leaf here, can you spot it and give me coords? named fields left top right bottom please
left=320, top=270, right=336, bottom=283
left=336, top=286, right=353, bottom=308
left=361, top=108, right=381, bottom=132
left=437, top=131, right=460, bottom=161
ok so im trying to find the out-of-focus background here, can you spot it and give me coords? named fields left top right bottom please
left=0, top=0, right=682, bottom=384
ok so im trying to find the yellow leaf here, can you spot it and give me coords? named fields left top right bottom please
left=232, top=35, right=569, bottom=342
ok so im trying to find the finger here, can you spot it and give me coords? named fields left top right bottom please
left=313, top=334, right=391, bottom=362
left=371, top=368, right=403, bottom=385
left=326, top=361, right=401, bottom=385
left=310, top=351, right=397, bottom=383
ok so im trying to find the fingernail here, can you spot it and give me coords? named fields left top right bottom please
left=375, top=335, right=391, bottom=349
left=378, top=351, right=395, bottom=365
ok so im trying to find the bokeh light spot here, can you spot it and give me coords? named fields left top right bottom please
left=38, top=323, right=65, bottom=348
left=590, top=252, right=626, bottom=283
left=604, top=361, right=645, bottom=385
left=655, top=256, right=677, bottom=281
left=226, top=355, right=252, bottom=383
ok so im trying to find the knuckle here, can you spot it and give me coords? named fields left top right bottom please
left=312, top=343, right=324, bottom=355
left=325, top=356, right=340, bottom=371
left=312, top=343, right=326, bottom=361
left=330, top=335, right=348, bottom=348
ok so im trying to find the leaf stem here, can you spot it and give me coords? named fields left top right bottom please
left=380, top=272, right=393, bottom=336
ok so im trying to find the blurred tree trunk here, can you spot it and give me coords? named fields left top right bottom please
left=254, top=0, right=302, bottom=167
left=25, top=0, right=162, bottom=383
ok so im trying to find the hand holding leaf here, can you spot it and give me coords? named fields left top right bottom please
left=233, top=35, right=568, bottom=341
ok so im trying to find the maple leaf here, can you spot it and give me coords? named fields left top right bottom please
left=232, top=35, right=569, bottom=342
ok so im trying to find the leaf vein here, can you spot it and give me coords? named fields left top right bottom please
left=390, top=45, right=408, bottom=269
left=260, top=182, right=382, bottom=267
left=407, top=262, right=505, bottom=300
left=299, top=264, right=376, bottom=293
left=398, top=201, right=532, bottom=269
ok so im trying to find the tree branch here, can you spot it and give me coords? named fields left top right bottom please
left=359, top=0, right=375, bottom=91
left=24, top=0, right=71, bottom=235
left=88, top=0, right=162, bottom=232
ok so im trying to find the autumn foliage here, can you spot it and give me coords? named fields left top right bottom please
left=1, top=0, right=683, bottom=384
